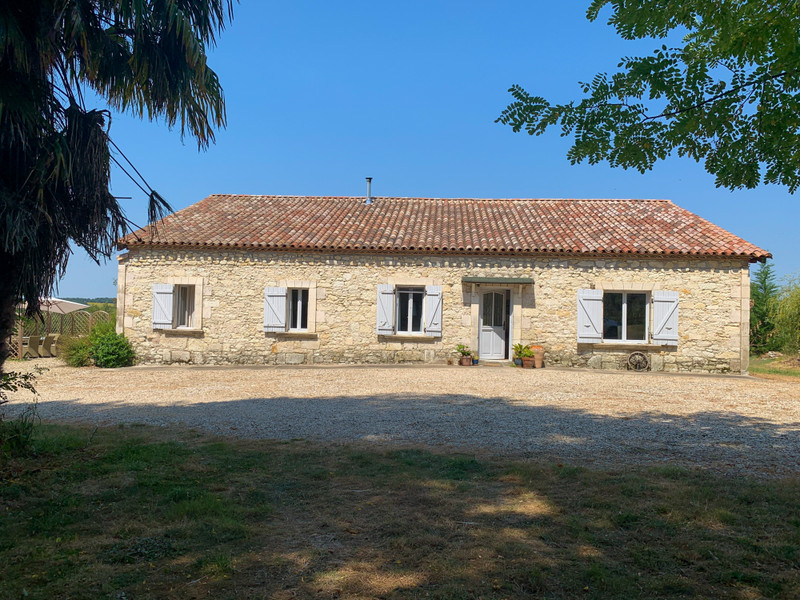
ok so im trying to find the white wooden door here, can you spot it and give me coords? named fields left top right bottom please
left=480, top=291, right=507, bottom=359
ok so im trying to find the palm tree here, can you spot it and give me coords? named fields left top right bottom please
left=0, top=1, right=233, bottom=371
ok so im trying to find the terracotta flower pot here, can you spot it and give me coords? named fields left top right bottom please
left=460, top=356, right=472, bottom=366
left=521, top=357, right=535, bottom=369
left=531, top=346, right=545, bottom=368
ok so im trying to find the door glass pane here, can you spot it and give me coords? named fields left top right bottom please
left=482, top=293, right=493, bottom=327
left=411, top=291, right=423, bottom=332
left=603, top=293, right=622, bottom=340
left=398, top=292, right=409, bottom=332
left=493, top=293, right=504, bottom=328
left=626, top=293, right=647, bottom=341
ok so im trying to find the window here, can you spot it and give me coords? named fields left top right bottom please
left=152, top=280, right=203, bottom=331
left=577, top=288, right=678, bottom=346
left=288, top=288, right=309, bottom=331
left=264, top=283, right=317, bottom=333
left=396, top=287, right=424, bottom=334
left=602, top=292, right=647, bottom=342
left=174, top=285, right=195, bottom=328
left=376, top=284, right=442, bottom=337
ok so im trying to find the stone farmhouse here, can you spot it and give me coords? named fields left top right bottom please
left=116, top=194, right=769, bottom=373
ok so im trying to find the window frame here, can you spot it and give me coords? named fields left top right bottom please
left=152, top=278, right=204, bottom=332
left=602, top=291, right=649, bottom=344
left=287, top=287, right=310, bottom=332
left=377, top=280, right=443, bottom=338
left=395, top=286, right=426, bottom=335
left=174, top=284, right=195, bottom=329
left=264, top=281, right=317, bottom=335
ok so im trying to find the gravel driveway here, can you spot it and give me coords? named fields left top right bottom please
left=5, top=360, right=800, bottom=477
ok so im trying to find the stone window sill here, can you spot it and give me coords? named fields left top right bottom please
left=590, top=342, right=675, bottom=350
left=162, top=328, right=204, bottom=336
left=269, top=331, right=318, bottom=339
left=379, top=334, right=439, bottom=342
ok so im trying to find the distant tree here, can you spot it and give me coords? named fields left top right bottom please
left=750, top=262, right=779, bottom=355
left=0, top=1, right=235, bottom=373
left=775, top=277, right=800, bottom=354
left=497, top=1, right=800, bottom=191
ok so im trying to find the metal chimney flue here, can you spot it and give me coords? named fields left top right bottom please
left=365, top=177, right=373, bottom=205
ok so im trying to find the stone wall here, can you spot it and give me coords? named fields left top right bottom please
left=117, top=248, right=751, bottom=373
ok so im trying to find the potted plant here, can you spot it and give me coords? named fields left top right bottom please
left=512, top=343, right=526, bottom=367
left=472, top=352, right=479, bottom=366
left=519, top=345, right=536, bottom=369
left=456, top=344, right=473, bottom=366
left=530, top=344, right=545, bottom=368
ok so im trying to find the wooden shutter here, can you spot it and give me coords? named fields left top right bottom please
left=376, top=284, right=395, bottom=335
left=425, top=285, right=443, bottom=337
left=652, top=290, right=679, bottom=345
left=264, top=287, right=287, bottom=332
left=152, top=284, right=174, bottom=330
left=576, top=288, right=602, bottom=343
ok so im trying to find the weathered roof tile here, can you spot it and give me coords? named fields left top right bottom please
left=119, top=195, right=770, bottom=260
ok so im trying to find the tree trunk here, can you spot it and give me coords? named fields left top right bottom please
left=0, top=250, right=22, bottom=376
left=0, top=295, right=18, bottom=377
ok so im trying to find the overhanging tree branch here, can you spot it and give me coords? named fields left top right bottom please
left=498, top=2, right=800, bottom=192
left=643, top=69, right=796, bottom=122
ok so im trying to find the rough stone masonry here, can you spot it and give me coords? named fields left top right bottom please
left=117, top=247, right=751, bottom=373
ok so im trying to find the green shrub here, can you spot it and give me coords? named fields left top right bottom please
left=60, top=321, right=135, bottom=368
left=750, top=262, right=780, bottom=354
left=90, top=329, right=136, bottom=368
left=61, top=335, right=93, bottom=367
left=775, top=276, right=800, bottom=354
left=88, top=319, right=115, bottom=340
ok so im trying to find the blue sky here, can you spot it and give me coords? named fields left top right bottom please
left=59, top=1, right=798, bottom=297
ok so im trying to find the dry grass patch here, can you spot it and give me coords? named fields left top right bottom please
left=1, top=424, right=799, bottom=599
left=750, top=356, right=800, bottom=381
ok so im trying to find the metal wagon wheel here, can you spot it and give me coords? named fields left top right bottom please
left=627, top=351, right=650, bottom=372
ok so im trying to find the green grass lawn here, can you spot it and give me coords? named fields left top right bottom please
left=1, top=424, right=799, bottom=599
left=749, top=356, right=800, bottom=379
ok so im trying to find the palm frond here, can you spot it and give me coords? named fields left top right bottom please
left=0, top=0, right=235, bottom=343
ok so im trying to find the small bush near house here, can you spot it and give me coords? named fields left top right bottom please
left=61, top=322, right=135, bottom=368
left=61, top=335, right=93, bottom=367
left=90, top=328, right=135, bottom=368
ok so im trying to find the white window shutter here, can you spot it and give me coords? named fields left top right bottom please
left=264, top=287, right=288, bottom=332
left=425, top=285, right=443, bottom=337
left=376, top=284, right=395, bottom=335
left=152, top=284, right=174, bottom=330
left=576, top=288, right=602, bottom=343
left=652, top=290, right=679, bottom=345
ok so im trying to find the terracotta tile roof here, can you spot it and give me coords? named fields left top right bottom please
left=119, top=195, right=770, bottom=260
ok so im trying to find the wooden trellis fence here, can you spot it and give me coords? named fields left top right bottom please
left=5, top=310, right=111, bottom=359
